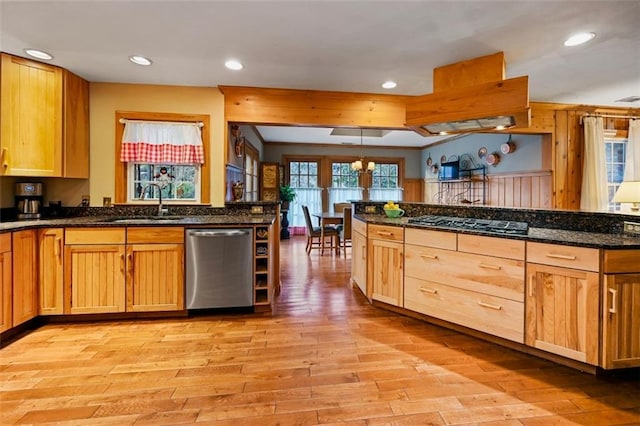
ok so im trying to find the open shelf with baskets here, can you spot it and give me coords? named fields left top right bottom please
left=254, top=225, right=271, bottom=306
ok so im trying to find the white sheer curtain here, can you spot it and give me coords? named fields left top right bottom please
left=328, top=187, right=363, bottom=212
left=369, top=188, right=403, bottom=202
left=580, top=116, right=608, bottom=211
left=624, top=119, right=640, bottom=180
left=289, top=188, right=323, bottom=234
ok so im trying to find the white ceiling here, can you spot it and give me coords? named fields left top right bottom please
left=2, top=0, right=639, bottom=147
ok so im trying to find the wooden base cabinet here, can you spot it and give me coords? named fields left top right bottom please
left=39, top=229, right=64, bottom=315
left=369, top=224, right=404, bottom=306
left=12, top=230, right=38, bottom=326
left=64, top=228, right=126, bottom=314
left=602, top=273, right=640, bottom=369
left=351, top=219, right=367, bottom=296
left=126, top=227, right=184, bottom=312
left=526, top=263, right=599, bottom=365
left=0, top=233, right=12, bottom=332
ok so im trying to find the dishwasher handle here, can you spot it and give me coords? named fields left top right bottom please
left=188, top=229, right=252, bottom=238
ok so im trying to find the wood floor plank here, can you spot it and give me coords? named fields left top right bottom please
left=1, top=236, right=639, bottom=425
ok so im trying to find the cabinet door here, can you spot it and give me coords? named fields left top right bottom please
left=64, top=244, right=126, bottom=314
left=62, top=69, right=89, bottom=178
left=526, top=263, right=599, bottom=364
left=39, top=229, right=64, bottom=315
left=370, top=239, right=403, bottom=306
left=602, top=274, right=640, bottom=369
left=12, top=230, right=38, bottom=326
left=0, top=53, right=62, bottom=177
left=126, top=244, right=184, bottom=312
left=0, top=234, right=12, bottom=332
left=351, top=230, right=367, bottom=296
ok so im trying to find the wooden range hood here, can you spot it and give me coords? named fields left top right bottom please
left=406, top=52, right=530, bottom=135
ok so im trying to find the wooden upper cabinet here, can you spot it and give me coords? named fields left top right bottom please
left=62, top=69, right=90, bottom=178
left=0, top=53, right=89, bottom=178
left=1, top=53, right=63, bottom=176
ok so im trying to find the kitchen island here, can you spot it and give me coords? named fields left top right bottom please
left=350, top=202, right=640, bottom=372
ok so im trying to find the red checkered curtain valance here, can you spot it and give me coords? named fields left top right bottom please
left=120, top=120, right=205, bottom=164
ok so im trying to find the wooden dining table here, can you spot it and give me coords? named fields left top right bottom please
left=311, top=211, right=343, bottom=254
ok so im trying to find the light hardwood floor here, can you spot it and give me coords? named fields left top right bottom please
left=1, top=236, right=639, bottom=425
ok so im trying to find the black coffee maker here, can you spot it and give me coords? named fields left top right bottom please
left=15, top=183, right=43, bottom=220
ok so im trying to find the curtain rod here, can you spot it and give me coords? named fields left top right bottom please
left=119, top=118, right=204, bottom=127
left=580, top=113, right=639, bottom=124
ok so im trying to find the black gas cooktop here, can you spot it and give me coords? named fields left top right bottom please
left=407, top=215, right=529, bottom=235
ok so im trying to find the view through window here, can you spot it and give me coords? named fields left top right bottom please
left=605, top=137, right=627, bottom=211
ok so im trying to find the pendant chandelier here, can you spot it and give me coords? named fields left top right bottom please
left=351, top=129, right=375, bottom=173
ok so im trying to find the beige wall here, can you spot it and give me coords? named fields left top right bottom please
left=90, top=83, right=225, bottom=206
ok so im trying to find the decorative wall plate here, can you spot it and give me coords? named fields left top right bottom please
left=478, top=147, right=488, bottom=159
left=431, top=164, right=439, bottom=174
left=426, top=153, right=433, bottom=166
left=486, top=152, right=501, bottom=166
left=440, top=155, right=447, bottom=163
left=501, top=142, right=516, bottom=154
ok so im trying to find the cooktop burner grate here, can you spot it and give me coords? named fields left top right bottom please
left=408, top=215, right=529, bottom=235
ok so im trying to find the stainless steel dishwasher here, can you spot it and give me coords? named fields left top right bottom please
left=186, top=229, right=253, bottom=309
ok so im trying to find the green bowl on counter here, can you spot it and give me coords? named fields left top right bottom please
left=384, top=208, right=405, bottom=218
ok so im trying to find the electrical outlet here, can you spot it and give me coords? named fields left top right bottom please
left=365, top=205, right=377, bottom=213
left=81, top=195, right=90, bottom=207
left=251, top=205, right=264, bottom=214
left=623, top=221, right=640, bottom=236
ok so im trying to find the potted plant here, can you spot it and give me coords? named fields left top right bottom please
left=279, top=185, right=297, bottom=210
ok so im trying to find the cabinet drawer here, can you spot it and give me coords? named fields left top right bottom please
left=352, top=218, right=367, bottom=236
left=405, top=228, right=456, bottom=250
left=458, top=234, right=524, bottom=260
left=368, top=224, right=403, bottom=242
left=404, top=277, right=524, bottom=343
left=127, top=227, right=184, bottom=244
left=65, top=228, right=125, bottom=245
left=603, top=250, right=640, bottom=273
left=0, top=233, right=10, bottom=253
left=527, top=242, right=599, bottom=272
left=405, top=244, right=524, bottom=301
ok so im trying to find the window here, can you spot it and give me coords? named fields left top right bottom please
left=329, top=161, right=362, bottom=208
left=371, top=163, right=399, bottom=188
left=289, top=161, right=319, bottom=188
left=245, top=143, right=259, bottom=201
left=605, top=137, right=627, bottom=211
left=369, top=162, right=403, bottom=202
left=115, top=112, right=210, bottom=204
left=128, top=164, right=199, bottom=202
left=331, top=162, right=359, bottom=188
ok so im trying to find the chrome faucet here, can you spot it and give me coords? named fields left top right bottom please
left=141, top=182, right=169, bottom=216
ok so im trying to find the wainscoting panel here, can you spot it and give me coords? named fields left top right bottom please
left=487, top=170, right=552, bottom=208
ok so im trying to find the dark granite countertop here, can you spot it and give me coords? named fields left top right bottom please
left=0, top=214, right=276, bottom=232
left=357, top=214, right=640, bottom=249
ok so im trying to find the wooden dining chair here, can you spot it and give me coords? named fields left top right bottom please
left=339, top=207, right=352, bottom=257
left=333, top=202, right=351, bottom=213
left=302, top=205, right=340, bottom=254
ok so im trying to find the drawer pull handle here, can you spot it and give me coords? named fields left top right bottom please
left=361, top=246, right=366, bottom=260
left=419, top=287, right=438, bottom=294
left=478, top=300, right=502, bottom=310
left=120, top=253, right=125, bottom=271
left=55, top=237, right=62, bottom=259
left=528, top=274, right=534, bottom=297
left=420, top=254, right=438, bottom=260
left=609, top=288, right=617, bottom=314
left=479, top=263, right=501, bottom=270
left=1, top=148, right=8, bottom=168
left=546, top=253, right=576, bottom=261
left=377, top=231, right=393, bottom=237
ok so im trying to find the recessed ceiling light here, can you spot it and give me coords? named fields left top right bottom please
left=225, top=59, right=243, bottom=70
left=564, top=32, right=596, bottom=47
left=129, top=55, right=152, bottom=66
left=24, top=49, right=53, bottom=60
left=495, top=125, right=506, bottom=131
left=382, top=81, right=397, bottom=89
